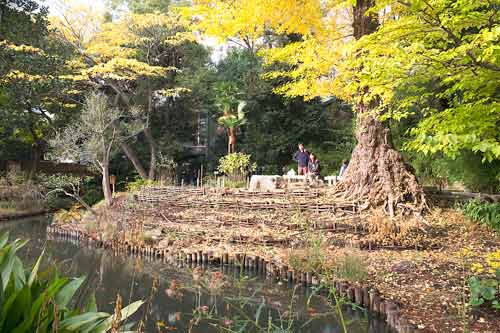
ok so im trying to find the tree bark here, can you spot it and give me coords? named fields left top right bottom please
left=145, top=82, right=157, bottom=180
left=337, top=112, right=426, bottom=215
left=28, top=142, right=41, bottom=180
left=120, top=141, right=148, bottom=179
left=144, top=127, right=157, bottom=180
left=102, top=159, right=113, bottom=206
left=228, top=127, right=237, bottom=154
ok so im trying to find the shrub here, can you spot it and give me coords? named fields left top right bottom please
left=461, top=199, right=500, bottom=231
left=410, top=151, right=500, bottom=192
left=0, top=232, right=143, bottom=332
left=217, top=153, right=256, bottom=181
left=81, top=187, right=103, bottom=206
left=54, top=204, right=82, bottom=223
left=224, top=179, right=247, bottom=188
left=126, top=177, right=159, bottom=192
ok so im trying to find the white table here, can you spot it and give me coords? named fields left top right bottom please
left=324, top=176, right=341, bottom=186
left=282, top=175, right=306, bottom=183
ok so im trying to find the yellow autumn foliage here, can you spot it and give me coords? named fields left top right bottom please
left=50, top=4, right=195, bottom=84
left=189, top=0, right=352, bottom=101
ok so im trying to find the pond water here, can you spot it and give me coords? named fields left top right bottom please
left=1, top=216, right=392, bottom=333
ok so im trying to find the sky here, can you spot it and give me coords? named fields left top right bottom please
left=44, top=0, right=106, bottom=17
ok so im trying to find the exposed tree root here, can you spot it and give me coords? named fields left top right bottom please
left=331, top=115, right=428, bottom=217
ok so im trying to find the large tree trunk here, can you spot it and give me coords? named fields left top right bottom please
left=102, top=160, right=113, bottom=206
left=336, top=0, right=427, bottom=215
left=120, top=141, right=148, bottom=180
left=337, top=112, right=426, bottom=215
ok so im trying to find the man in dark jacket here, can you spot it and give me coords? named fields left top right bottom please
left=293, top=143, right=309, bottom=175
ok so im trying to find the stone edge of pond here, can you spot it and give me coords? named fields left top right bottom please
left=47, top=224, right=422, bottom=333
left=0, top=209, right=49, bottom=222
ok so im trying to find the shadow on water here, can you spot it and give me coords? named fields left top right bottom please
left=1, top=216, right=393, bottom=333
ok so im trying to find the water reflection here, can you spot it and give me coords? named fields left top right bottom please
left=2, top=217, right=392, bottom=333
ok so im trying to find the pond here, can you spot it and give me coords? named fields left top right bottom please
left=1, top=216, right=392, bottom=333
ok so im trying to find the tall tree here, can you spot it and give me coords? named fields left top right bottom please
left=51, top=6, right=196, bottom=180
left=0, top=0, right=81, bottom=174
left=50, top=92, right=142, bottom=206
left=214, top=82, right=247, bottom=154
left=191, top=0, right=496, bottom=215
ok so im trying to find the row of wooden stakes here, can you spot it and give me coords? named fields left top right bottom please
left=135, top=197, right=359, bottom=213
left=46, top=225, right=421, bottom=333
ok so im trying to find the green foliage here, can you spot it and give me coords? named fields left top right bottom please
left=126, top=177, right=159, bottom=192
left=81, top=183, right=104, bottom=207
left=0, top=173, right=46, bottom=212
left=214, top=81, right=242, bottom=113
left=461, top=200, right=500, bottom=231
left=288, top=235, right=325, bottom=273
left=212, top=49, right=355, bottom=175
left=223, top=179, right=247, bottom=189
left=411, top=152, right=500, bottom=192
left=217, top=153, right=256, bottom=180
left=0, top=232, right=144, bottom=332
left=0, top=0, right=82, bottom=162
left=468, top=276, right=500, bottom=309
left=359, top=1, right=500, bottom=162
left=469, top=249, right=500, bottom=310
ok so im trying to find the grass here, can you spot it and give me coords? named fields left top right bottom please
left=331, top=249, right=368, bottom=282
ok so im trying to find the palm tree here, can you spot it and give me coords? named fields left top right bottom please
left=215, top=82, right=247, bottom=154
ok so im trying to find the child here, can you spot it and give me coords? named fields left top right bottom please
left=307, top=153, right=321, bottom=179
left=339, top=159, right=349, bottom=177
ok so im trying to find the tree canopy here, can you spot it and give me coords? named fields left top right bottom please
left=1, top=0, right=498, bottom=197
left=192, top=0, right=500, bottom=161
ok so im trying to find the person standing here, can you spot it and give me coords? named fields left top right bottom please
left=293, top=143, right=309, bottom=175
left=339, top=159, right=349, bottom=178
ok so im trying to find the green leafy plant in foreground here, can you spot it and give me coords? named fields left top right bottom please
left=0, top=232, right=143, bottom=332
left=461, top=200, right=500, bottom=231
left=469, top=249, right=500, bottom=311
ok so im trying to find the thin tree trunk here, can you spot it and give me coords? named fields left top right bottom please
left=102, top=160, right=113, bottom=206
left=28, top=143, right=41, bottom=180
left=145, top=81, right=157, bottom=180
left=62, top=190, right=97, bottom=216
left=228, top=127, right=237, bottom=154
left=144, top=127, right=157, bottom=180
left=120, top=141, right=148, bottom=179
